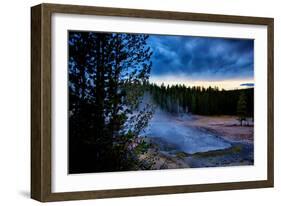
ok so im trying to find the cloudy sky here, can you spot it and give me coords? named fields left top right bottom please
left=148, top=35, right=254, bottom=90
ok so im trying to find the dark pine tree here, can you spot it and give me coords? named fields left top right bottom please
left=68, top=31, right=153, bottom=173
left=237, top=92, right=247, bottom=126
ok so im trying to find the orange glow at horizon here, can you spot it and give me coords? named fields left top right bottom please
left=149, top=76, right=254, bottom=91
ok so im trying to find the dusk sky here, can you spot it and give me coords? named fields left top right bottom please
left=147, top=35, right=254, bottom=90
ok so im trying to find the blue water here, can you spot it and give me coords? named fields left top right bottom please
left=142, top=110, right=232, bottom=154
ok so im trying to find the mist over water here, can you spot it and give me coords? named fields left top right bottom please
left=142, top=109, right=232, bottom=154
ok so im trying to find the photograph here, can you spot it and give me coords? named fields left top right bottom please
left=68, top=31, right=254, bottom=174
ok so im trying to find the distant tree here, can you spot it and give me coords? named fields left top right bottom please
left=191, top=94, right=197, bottom=113
left=237, top=92, right=247, bottom=126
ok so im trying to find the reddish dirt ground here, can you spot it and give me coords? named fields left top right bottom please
left=179, top=115, right=254, bottom=143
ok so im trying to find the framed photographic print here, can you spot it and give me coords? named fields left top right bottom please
left=31, top=3, right=274, bottom=202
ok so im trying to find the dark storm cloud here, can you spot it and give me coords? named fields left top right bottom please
left=148, top=35, right=254, bottom=80
left=240, top=83, right=254, bottom=87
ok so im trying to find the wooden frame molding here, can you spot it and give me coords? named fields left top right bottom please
left=31, top=3, right=274, bottom=202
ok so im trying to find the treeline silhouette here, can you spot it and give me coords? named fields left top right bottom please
left=147, top=83, right=254, bottom=117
